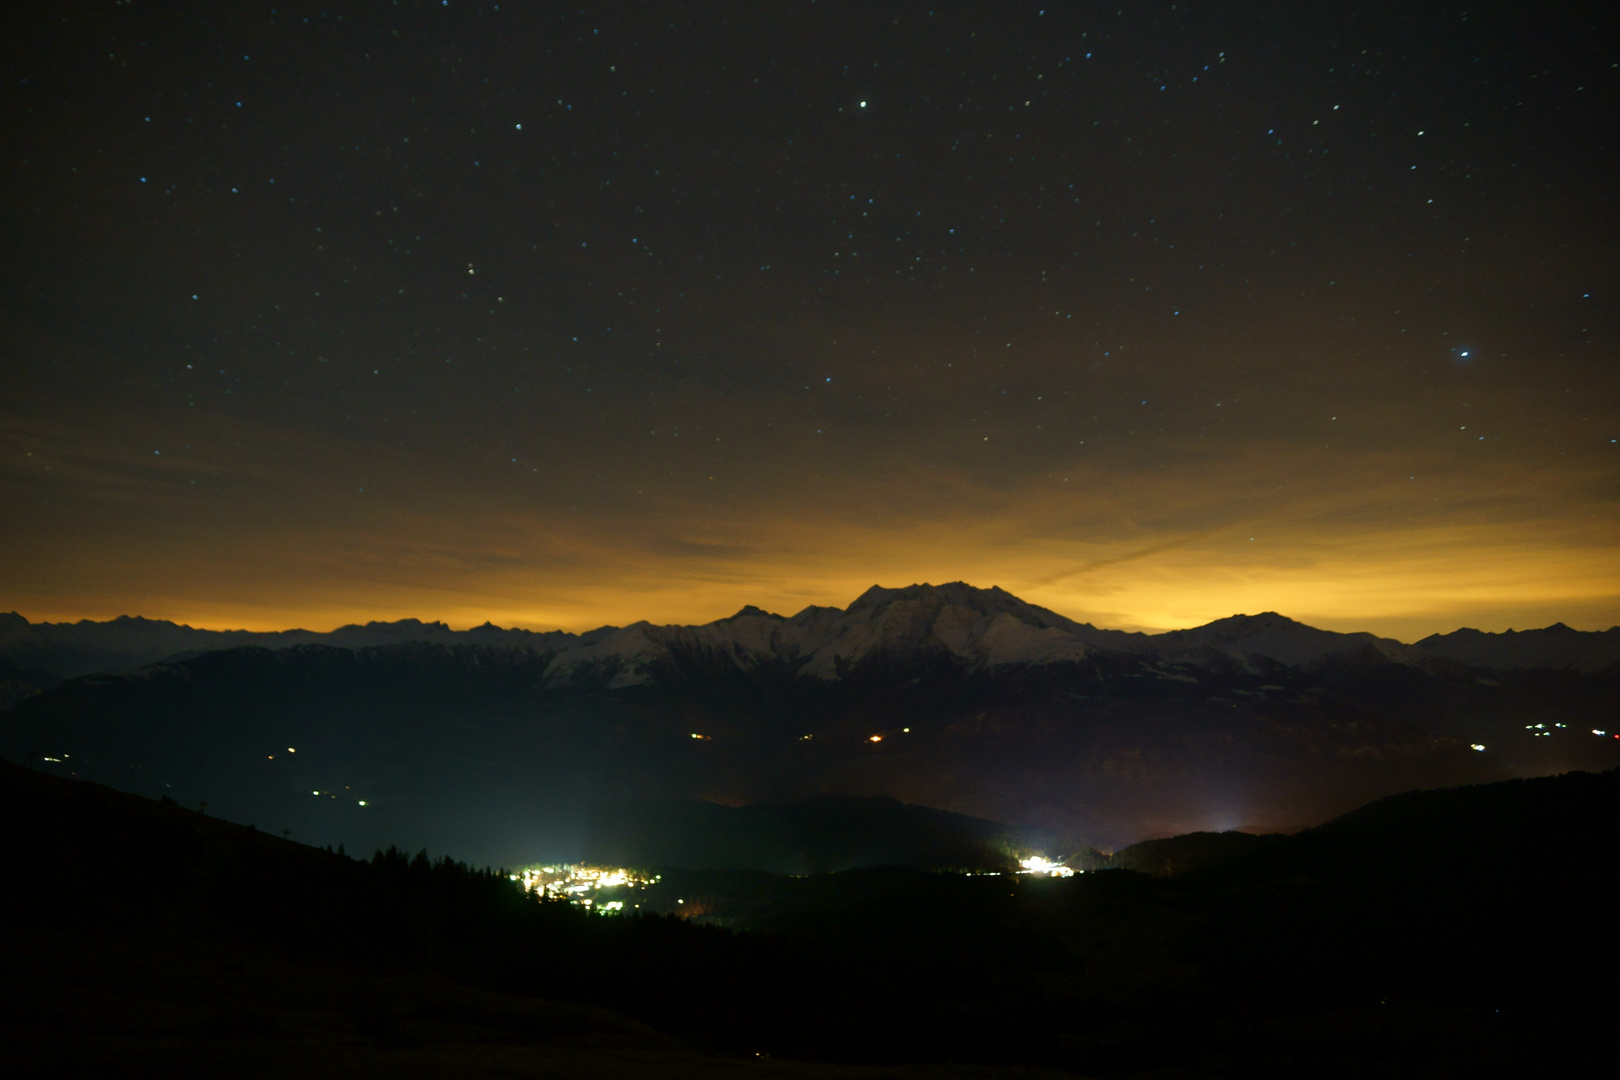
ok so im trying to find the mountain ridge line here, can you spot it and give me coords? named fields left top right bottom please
left=5, top=581, right=1618, bottom=682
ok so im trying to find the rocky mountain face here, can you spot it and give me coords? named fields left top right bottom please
left=3, top=584, right=1617, bottom=866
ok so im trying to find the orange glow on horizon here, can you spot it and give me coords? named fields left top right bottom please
left=9, top=505, right=1619, bottom=642
left=5, top=395, right=1617, bottom=642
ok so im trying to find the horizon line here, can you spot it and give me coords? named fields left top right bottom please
left=7, top=587, right=1616, bottom=648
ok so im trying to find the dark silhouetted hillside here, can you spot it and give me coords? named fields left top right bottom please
left=1172, top=769, right=1620, bottom=1018
left=1417, top=623, right=1620, bottom=672
left=5, top=758, right=1618, bottom=1076
left=1107, top=829, right=1284, bottom=876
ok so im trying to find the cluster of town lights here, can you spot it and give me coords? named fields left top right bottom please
left=511, top=864, right=656, bottom=912
left=1018, top=855, right=1076, bottom=878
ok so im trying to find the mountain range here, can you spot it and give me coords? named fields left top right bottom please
left=3, top=583, right=1618, bottom=864
left=6, top=582, right=1619, bottom=683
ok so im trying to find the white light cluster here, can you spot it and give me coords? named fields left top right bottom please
left=1018, top=855, right=1076, bottom=878
left=510, top=863, right=657, bottom=913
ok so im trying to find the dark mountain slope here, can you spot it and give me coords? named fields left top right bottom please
left=1417, top=622, right=1620, bottom=671
left=1105, top=829, right=1284, bottom=876
left=0, top=655, right=60, bottom=712
left=1170, top=768, right=1620, bottom=1019
left=1251, top=766, right=1620, bottom=889
left=0, top=609, right=581, bottom=680
left=0, top=759, right=1064, bottom=1077
left=6, top=759, right=1617, bottom=1076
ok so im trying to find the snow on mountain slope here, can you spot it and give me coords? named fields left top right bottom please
left=790, top=583, right=1094, bottom=676
left=540, top=582, right=1101, bottom=686
left=10, top=585, right=1612, bottom=688
left=540, top=622, right=664, bottom=688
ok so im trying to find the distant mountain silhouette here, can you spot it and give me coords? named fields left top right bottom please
left=5, top=584, right=1619, bottom=863
left=1417, top=622, right=1620, bottom=671
left=7, top=583, right=1614, bottom=686
left=0, top=608, right=586, bottom=679
left=6, top=583, right=1618, bottom=865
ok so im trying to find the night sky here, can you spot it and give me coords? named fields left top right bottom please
left=4, top=1, right=1616, bottom=637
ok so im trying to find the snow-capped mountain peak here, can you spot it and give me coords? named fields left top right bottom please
left=7, top=586, right=1616, bottom=688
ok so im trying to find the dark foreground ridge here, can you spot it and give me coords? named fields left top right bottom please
left=3, top=759, right=1617, bottom=1078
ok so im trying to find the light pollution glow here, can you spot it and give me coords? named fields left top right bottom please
left=4, top=2, right=1615, bottom=649
left=5, top=402, right=1616, bottom=640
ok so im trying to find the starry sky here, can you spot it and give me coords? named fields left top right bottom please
left=3, top=1, right=1616, bottom=637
